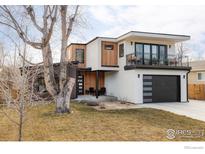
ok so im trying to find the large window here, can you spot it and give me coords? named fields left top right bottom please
left=198, top=72, right=205, bottom=81
left=119, top=44, right=124, bottom=57
left=76, top=49, right=84, bottom=63
left=135, top=43, right=167, bottom=65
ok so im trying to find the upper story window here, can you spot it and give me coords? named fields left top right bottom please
left=135, top=43, right=143, bottom=58
left=159, top=45, right=167, bottom=64
left=119, top=44, right=124, bottom=57
left=76, top=49, right=84, bottom=63
left=104, top=44, right=114, bottom=50
left=198, top=72, right=205, bottom=81
left=135, top=43, right=167, bottom=65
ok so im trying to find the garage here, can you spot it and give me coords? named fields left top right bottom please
left=143, top=75, right=181, bottom=103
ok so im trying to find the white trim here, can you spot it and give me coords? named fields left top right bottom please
left=117, top=31, right=190, bottom=42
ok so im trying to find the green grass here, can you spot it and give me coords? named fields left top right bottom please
left=0, top=102, right=205, bottom=141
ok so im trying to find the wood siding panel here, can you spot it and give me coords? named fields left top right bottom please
left=101, top=41, right=118, bottom=66
left=82, top=71, right=104, bottom=93
left=66, top=44, right=86, bottom=68
left=188, top=84, right=205, bottom=100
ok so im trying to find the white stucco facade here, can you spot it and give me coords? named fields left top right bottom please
left=86, top=38, right=119, bottom=71
left=103, top=35, right=189, bottom=104
left=84, top=31, right=190, bottom=104
left=105, top=69, right=188, bottom=104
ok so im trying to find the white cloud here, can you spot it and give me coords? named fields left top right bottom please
left=3, top=6, right=205, bottom=63
left=86, top=5, right=205, bottom=59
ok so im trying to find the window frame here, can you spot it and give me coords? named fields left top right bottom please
left=197, top=72, right=205, bottom=81
left=75, top=48, right=84, bottom=63
left=134, top=42, right=167, bottom=65
left=119, top=43, right=124, bottom=58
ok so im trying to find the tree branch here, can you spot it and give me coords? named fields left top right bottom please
left=0, top=6, right=42, bottom=49
left=23, top=5, right=43, bottom=32
left=18, top=52, right=43, bottom=65
left=43, top=5, right=58, bottom=47
left=0, top=20, right=16, bottom=30
left=66, top=5, right=79, bottom=38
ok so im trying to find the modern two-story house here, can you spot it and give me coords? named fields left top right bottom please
left=67, top=31, right=191, bottom=104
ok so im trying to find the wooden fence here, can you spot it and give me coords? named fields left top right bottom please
left=188, top=84, right=205, bottom=100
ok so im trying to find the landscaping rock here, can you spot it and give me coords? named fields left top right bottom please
left=86, top=101, right=99, bottom=106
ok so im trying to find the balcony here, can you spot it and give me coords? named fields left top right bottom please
left=125, top=53, right=191, bottom=70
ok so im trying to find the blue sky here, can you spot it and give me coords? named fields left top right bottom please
left=1, top=5, right=205, bottom=63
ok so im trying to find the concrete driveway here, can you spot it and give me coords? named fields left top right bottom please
left=139, top=100, right=205, bottom=122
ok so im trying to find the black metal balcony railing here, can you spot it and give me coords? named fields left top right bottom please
left=126, top=53, right=189, bottom=67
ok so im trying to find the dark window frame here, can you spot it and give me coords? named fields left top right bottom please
left=134, top=42, right=167, bottom=65
left=75, top=48, right=84, bottom=63
left=119, top=43, right=124, bottom=57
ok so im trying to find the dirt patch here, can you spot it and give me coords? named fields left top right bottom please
left=92, top=101, right=140, bottom=110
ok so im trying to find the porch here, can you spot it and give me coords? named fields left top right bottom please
left=77, top=69, right=108, bottom=98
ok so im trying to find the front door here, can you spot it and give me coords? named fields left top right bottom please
left=77, top=75, right=84, bottom=95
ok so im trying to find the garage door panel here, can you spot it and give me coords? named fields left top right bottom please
left=143, top=75, right=180, bottom=103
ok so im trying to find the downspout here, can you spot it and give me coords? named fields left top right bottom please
left=186, top=69, right=191, bottom=103
left=186, top=56, right=191, bottom=103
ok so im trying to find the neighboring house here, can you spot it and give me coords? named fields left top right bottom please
left=189, top=60, right=205, bottom=84
left=24, top=63, right=77, bottom=100
left=188, top=60, right=205, bottom=100
left=67, top=31, right=191, bottom=104
left=0, top=63, right=78, bottom=103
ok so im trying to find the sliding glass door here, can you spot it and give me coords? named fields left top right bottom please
left=135, top=43, right=167, bottom=65
left=144, top=44, right=151, bottom=65
left=135, top=43, right=143, bottom=64
left=151, top=45, right=158, bottom=65
left=159, top=45, right=167, bottom=65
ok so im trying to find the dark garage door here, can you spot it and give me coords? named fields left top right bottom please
left=143, top=75, right=180, bottom=103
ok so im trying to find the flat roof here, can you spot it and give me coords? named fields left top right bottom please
left=67, top=31, right=190, bottom=47
left=118, top=31, right=190, bottom=39
left=117, top=31, right=190, bottom=42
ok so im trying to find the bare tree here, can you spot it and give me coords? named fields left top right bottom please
left=0, top=44, right=7, bottom=67
left=0, top=41, right=40, bottom=141
left=176, top=42, right=189, bottom=65
left=0, top=5, right=79, bottom=113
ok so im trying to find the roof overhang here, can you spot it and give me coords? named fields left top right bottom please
left=117, top=31, right=190, bottom=43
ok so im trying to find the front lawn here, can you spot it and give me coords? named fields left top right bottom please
left=0, top=102, right=205, bottom=141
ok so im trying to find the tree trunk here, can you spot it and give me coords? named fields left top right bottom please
left=18, top=109, right=23, bottom=141
left=41, top=44, right=57, bottom=96
left=55, top=77, right=75, bottom=113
